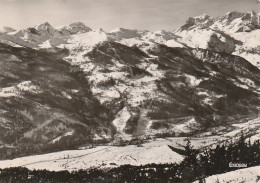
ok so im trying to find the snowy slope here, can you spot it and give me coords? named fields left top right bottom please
left=0, top=117, right=259, bottom=172
left=194, top=166, right=260, bottom=183
left=176, top=28, right=236, bottom=53
left=61, top=29, right=109, bottom=63
left=0, top=140, right=184, bottom=171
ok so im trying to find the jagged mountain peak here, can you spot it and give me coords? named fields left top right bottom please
left=0, top=26, right=16, bottom=34
left=175, top=11, right=260, bottom=67
left=178, top=13, right=212, bottom=31
left=224, top=10, right=258, bottom=21
left=57, top=22, right=92, bottom=35
left=108, top=27, right=141, bottom=40
left=155, top=29, right=173, bottom=34
left=34, top=22, right=53, bottom=30
left=224, top=11, right=244, bottom=21
left=69, top=21, right=87, bottom=28
left=222, top=11, right=260, bottom=31
left=188, top=13, right=211, bottom=24
left=153, top=29, right=180, bottom=40
left=109, top=27, right=132, bottom=33
left=70, top=22, right=92, bottom=32
left=179, top=11, right=260, bottom=33
left=36, top=21, right=52, bottom=27
left=12, top=21, right=57, bottom=37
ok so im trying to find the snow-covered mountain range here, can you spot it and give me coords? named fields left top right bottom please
left=1, top=11, right=260, bottom=68
left=176, top=11, right=260, bottom=67
left=0, top=12, right=259, bottom=180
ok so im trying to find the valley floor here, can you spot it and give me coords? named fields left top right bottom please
left=0, top=117, right=259, bottom=182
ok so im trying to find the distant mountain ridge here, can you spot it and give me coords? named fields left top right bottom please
left=176, top=11, right=260, bottom=67
left=0, top=11, right=260, bottom=68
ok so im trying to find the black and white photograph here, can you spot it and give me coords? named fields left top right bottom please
left=0, top=0, right=259, bottom=182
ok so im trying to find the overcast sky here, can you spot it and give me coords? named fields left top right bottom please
left=0, top=0, right=259, bottom=31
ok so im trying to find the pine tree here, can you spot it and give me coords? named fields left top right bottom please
left=237, top=132, right=247, bottom=163
left=181, top=138, right=198, bottom=183
left=247, top=139, right=254, bottom=166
